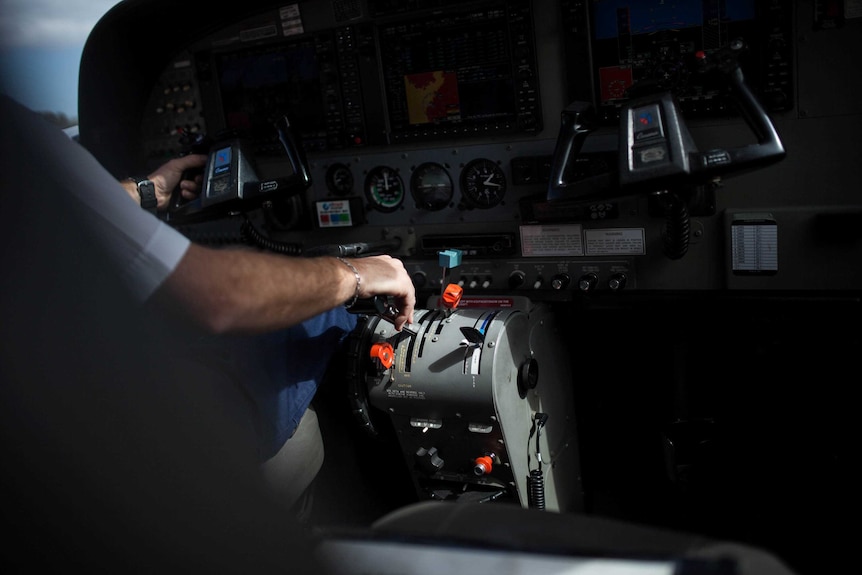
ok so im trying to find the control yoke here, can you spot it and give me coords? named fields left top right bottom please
left=166, top=115, right=312, bottom=224
left=548, top=39, right=786, bottom=202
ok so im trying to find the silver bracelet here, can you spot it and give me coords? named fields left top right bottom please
left=336, top=257, right=362, bottom=309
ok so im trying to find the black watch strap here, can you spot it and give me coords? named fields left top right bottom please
left=132, top=177, right=157, bottom=213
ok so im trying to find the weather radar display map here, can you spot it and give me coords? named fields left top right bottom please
left=404, top=71, right=461, bottom=125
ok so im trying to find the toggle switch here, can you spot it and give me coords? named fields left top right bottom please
left=608, top=273, right=627, bottom=291
left=578, top=272, right=598, bottom=292
left=551, top=273, right=570, bottom=290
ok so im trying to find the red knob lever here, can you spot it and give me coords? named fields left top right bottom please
left=473, top=455, right=493, bottom=476
left=370, top=342, right=395, bottom=369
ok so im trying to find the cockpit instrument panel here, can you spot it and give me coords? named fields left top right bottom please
left=180, top=0, right=542, bottom=158
left=561, top=0, right=794, bottom=123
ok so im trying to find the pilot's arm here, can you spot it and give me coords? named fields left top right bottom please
left=2, top=94, right=415, bottom=334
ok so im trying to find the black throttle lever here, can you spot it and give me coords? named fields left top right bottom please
left=347, top=295, right=395, bottom=317
left=347, top=295, right=417, bottom=338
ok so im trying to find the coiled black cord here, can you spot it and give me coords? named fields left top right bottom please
left=528, top=469, right=546, bottom=510
left=240, top=214, right=302, bottom=255
left=528, top=412, right=549, bottom=510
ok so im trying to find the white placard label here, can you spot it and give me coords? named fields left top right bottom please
left=584, top=228, right=645, bottom=255
left=520, top=225, right=583, bottom=256
left=731, top=223, right=778, bottom=273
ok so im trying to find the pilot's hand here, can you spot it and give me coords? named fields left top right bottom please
left=352, top=255, right=416, bottom=331
left=148, top=154, right=208, bottom=210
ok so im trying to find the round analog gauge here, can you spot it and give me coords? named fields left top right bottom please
left=325, top=163, right=354, bottom=196
left=460, top=158, right=507, bottom=209
left=411, top=162, right=453, bottom=211
left=364, top=166, right=404, bottom=212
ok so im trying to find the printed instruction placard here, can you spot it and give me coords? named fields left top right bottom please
left=584, top=228, right=645, bottom=256
left=520, top=224, right=584, bottom=256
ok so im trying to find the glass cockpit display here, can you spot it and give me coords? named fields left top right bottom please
left=561, top=0, right=794, bottom=123
left=213, top=39, right=326, bottom=153
left=376, top=0, right=541, bottom=142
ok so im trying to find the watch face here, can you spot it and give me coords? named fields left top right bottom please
left=138, top=179, right=158, bottom=210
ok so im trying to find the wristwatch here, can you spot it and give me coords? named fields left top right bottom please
left=133, top=177, right=158, bottom=213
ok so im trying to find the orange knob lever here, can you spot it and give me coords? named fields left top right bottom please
left=370, top=342, right=395, bottom=369
left=473, top=455, right=493, bottom=476
left=442, top=283, right=463, bottom=309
